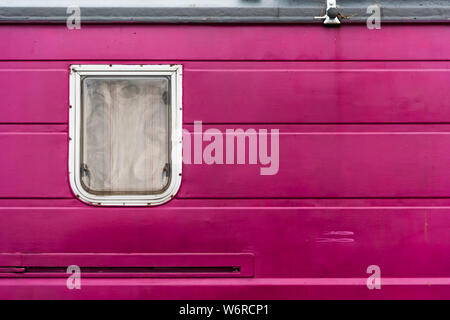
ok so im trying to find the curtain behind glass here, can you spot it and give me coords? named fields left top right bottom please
left=81, top=76, right=170, bottom=195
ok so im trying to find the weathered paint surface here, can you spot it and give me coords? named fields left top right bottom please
left=0, top=24, right=449, bottom=299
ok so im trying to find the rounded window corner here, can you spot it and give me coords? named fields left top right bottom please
left=69, top=171, right=182, bottom=207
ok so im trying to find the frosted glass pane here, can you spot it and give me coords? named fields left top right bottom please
left=81, top=76, right=170, bottom=194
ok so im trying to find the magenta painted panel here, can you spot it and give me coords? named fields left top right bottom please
left=0, top=206, right=448, bottom=295
left=0, top=69, right=68, bottom=123
left=0, top=23, right=449, bottom=299
left=184, top=62, right=450, bottom=123
left=1, top=279, right=450, bottom=300
left=0, top=25, right=449, bottom=61
left=180, top=125, right=450, bottom=198
left=1, top=61, right=449, bottom=124
left=0, top=132, right=71, bottom=198
left=4, top=126, right=450, bottom=198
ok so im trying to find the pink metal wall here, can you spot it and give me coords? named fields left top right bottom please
left=0, top=24, right=449, bottom=299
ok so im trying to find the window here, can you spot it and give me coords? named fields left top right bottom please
left=69, top=65, right=182, bottom=206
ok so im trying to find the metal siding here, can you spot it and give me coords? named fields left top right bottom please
left=0, top=23, right=449, bottom=299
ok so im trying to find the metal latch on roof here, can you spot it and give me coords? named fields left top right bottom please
left=315, top=0, right=340, bottom=25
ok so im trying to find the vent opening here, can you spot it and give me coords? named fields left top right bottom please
left=25, top=266, right=240, bottom=274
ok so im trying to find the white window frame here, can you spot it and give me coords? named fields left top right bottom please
left=69, top=64, right=183, bottom=206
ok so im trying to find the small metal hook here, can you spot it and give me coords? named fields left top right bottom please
left=315, top=0, right=341, bottom=25
left=163, top=163, right=171, bottom=178
left=80, top=163, right=91, bottom=186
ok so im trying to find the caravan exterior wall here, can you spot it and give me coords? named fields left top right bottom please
left=0, top=23, right=449, bottom=299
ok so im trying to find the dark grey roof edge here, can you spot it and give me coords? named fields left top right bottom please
left=0, top=2, right=449, bottom=24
